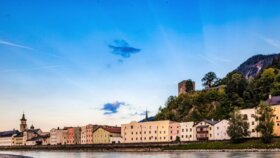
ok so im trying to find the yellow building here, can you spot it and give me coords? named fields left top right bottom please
left=92, top=126, right=121, bottom=144
left=13, top=133, right=23, bottom=146
left=272, top=105, right=280, bottom=136
left=121, top=120, right=176, bottom=143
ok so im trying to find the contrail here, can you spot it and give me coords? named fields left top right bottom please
left=0, top=39, right=33, bottom=50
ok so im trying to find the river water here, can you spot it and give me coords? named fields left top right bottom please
left=1, top=151, right=280, bottom=158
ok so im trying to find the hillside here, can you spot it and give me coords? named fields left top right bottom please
left=236, top=53, right=280, bottom=79
left=155, top=53, right=280, bottom=122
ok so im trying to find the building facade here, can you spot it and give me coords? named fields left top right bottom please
left=169, top=122, right=180, bottom=141
left=240, top=108, right=260, bottom=138
left=121, top=120, right=176, bottom=143
left=92, top=126, right=121, bottom=144
left=212, top=120, right=230, bottom=140
left=12, top=132, right=23, bottom=146
left=50, top=128, right=68, bottom=145
left=179, top=122, right=195, bottom=141
left=0, top=130, right=19, bottom=146
left=67, top=127, right=81, bottom=144
left=81, top=126, right=87, bottom=144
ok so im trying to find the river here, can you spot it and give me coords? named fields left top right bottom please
left=1, top=151, right=280, bottom=158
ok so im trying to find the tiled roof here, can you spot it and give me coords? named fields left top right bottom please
left=0, top=130, right=19, bottom=137
left=93, top=126, right=121, bottom=134
left=203, top=119, right=219, bottom=125
left=267, top=96, right=280, bottom=105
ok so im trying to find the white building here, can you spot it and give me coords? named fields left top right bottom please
left=179, top=122, right=195, bottom=141
left=194, top=119, right=230, bottom=141
left=81, top=126, right=87, bottom=144
left=240, top=108, right=260, bottom=138
left=50, top=128, right=68, bottom=145
left=0, top=130, right=19, bottom=146
left=109, top=136, right=122, bottom=144
left=212, top=120, right=230, bottom=140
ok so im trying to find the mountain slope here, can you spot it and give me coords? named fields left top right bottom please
left=236, top=53, right=280, bottom=79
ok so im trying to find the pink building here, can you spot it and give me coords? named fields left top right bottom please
left=67, top=128, right=74, bottom=144
left=169, top=122, right=180, bottom=141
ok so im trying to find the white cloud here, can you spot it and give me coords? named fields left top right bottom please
left=0, top=39, right=33, bottom=50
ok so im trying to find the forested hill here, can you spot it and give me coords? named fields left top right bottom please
left=155, top=53, right=280, bottom=122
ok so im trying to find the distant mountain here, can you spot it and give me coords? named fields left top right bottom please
left=236, top=53, right=280, bottom=79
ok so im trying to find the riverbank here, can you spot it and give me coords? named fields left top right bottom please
left=2, top=138, right=280, bottom=152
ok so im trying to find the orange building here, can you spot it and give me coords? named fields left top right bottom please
left=67, top=127, right=81, bottom=144
left=267, top=96, right=280, bottom=136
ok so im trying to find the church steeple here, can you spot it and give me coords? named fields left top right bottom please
left=20, top=113, right=27, bottom=132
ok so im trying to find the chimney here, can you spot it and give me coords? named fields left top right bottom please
left=269, top=94, right=272, bottom=99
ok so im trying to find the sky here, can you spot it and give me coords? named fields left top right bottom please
left=1, top=0, right=280, bottom=131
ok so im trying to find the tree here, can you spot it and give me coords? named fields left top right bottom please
left=227, top=107, right=249, bottom=143
left=185, top=79, right=194, bottom=93
left=255, top=101, right=275, bottom=144
left=202, top=72, right=218, bottom=89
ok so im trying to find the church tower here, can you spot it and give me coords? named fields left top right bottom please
left=20, top=113, right=27, bottom=132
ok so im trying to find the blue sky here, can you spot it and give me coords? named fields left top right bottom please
left=1, top=0, right=280, bottom=131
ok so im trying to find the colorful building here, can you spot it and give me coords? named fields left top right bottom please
left=194, top=119, right=230, bottom=141
left=267, top=95, right=280, bottom=136
left=67, top=127, right=81, bottom=144
left=50, top=127, right=68, bottom=145
left=169, top=122, right=180, bottom=141
left=92, top=126, right=121, bottom=144
left=179, top=122, right=195, bottom=141
left=240, top=108, right=260, bottom=138
left=12, top=132, right=23, bottom=146
left=121, top=120, right=177, bottom=143
left=0, top=130, right=19, bottom=146
left=81, top=126, right=87, bottom=144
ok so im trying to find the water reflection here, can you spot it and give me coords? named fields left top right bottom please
left=1, top=151, right=280, bottom=158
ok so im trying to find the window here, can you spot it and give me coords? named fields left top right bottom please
left=182, top=129, right=184, bottom=132
left=252, top=122, right=255, bottom=125
left=252, top=129, right=255, bottom=133
left=131, top=126, right=133, bottom=129
left=190, top=135, right=192, bottom=138
left=243, top=114, right=248, bottom=120
left=181, top=135, right=184, bottom=138
left=210, top=134, right=212, bottom=137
